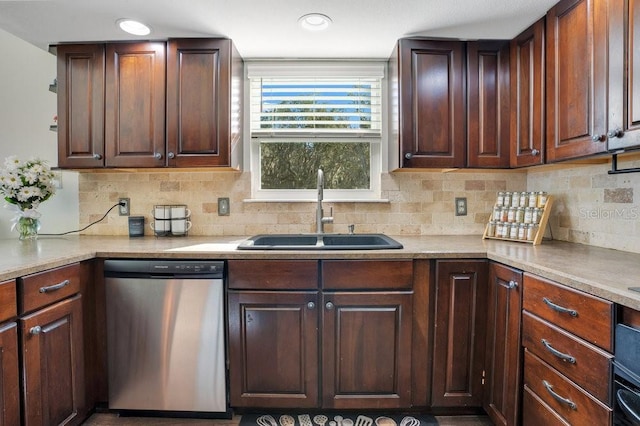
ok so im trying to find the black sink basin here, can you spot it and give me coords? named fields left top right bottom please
left=236, top=233, right=403, bottom=250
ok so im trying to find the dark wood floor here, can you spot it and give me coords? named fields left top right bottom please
left=82, top=413, right=493, bottom=426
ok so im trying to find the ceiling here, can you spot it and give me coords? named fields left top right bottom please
left=0, top=0, right=558, bottom=58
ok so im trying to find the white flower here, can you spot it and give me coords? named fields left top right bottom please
left=3, top=156, right=21, bottom=171
left=0, top=156, right=55, bottom=210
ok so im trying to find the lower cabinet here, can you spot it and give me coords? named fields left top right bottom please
left=0, top=321, right=20, bottom=426
left=432, top=260, right=488, bottom=408
left=18, top=263, right=87, bottom=426
left=483, top=262, right=523, bottom=426
left=227, top=259, right=414, bottom=409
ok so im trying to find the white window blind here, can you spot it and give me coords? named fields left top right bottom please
left=250, top=77, right=382, bottom=135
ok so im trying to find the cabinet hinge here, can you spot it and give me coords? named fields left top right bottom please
left=481, top=369, right=485, bottom=385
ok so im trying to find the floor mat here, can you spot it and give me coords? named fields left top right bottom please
left=239, top=413, right=438, bottom=426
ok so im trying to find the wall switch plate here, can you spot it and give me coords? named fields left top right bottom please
left=218, top=197, right=230, bottom=216
left=455, top=197, right=467, bottom=216
left=118, top=198, right=130, bottom=216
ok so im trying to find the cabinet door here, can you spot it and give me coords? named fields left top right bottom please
left=432, top=260, right=488, bottom=408
left=467, top=41, right=510, bottom=168
left=56, top=44, right=105, bottom=168
left=167, top=39, right=239, bottom=167
left=0, top=322, right=20, bottom=426
left=546, top=0, right=608, bottom=161
left=608, top=0, right=640, bottom=150
left=510, top=19, right=545, bottom=167
left=104, top=42, right=166, bottom=167
left=322, top=291, right=412, bottom=409
left=483, top=263, right=523, bottom=426
left=21, top=295, right=84, bottom=426
left=228, top=291, right=319, bottom=408
left=397, top=39, right=466, bottom=168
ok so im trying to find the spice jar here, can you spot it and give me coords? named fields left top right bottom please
left=515, top=207, right=525, bottom=223
left=497, top=192, right=505, bottom=207
left=511, top=192, right=520, bottom=207
left=524, top=207, right=533, bottom=224
left=507, top=207, right=516, bottom=223
left=518, top=223, right=527, bottom=240
left=509, top=223, right=518, bottom=239
left=528, top=191, right=537, bottom=208
left=503, top=192, right=512, bottom=207
left=526, top=224, right=537, bottom=241
left=487, top=221, right=496, bottom=237
left=537, top=191, right=548, bottom=208
left=519, top=192, right=528, bottom=207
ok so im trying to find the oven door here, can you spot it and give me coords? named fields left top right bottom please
left=614, top=375, right=640, bottom=426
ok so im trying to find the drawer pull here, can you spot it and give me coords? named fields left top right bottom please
left=543, top=380, right=577, bottom=410
left=39, top=279, right=70, bottom=293
left=542, top=297, right=578, bottom=317
left=541, top=339, right=576, bottom=363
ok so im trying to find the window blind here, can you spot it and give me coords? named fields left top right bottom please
left=250, top=77, right=382, bottom=135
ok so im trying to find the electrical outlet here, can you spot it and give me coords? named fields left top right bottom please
left=52, top=170, right=63, bottom=189
left=455, top=197, right=467, bottom=216
left=118, top=198, right=130, bottom=216
left=218, top=197, right=230, bottom=216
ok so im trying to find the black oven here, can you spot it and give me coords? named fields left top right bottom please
left=614, top=323, right=640, bottom=425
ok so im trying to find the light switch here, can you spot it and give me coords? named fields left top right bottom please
left=455, top=197, right=467, bottom=216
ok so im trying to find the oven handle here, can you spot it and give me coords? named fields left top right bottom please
left=543, top=380, right=577, bottom=410
left=617, top=389, right=640, bottom=424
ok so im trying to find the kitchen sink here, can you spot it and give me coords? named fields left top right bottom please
left=236, top=233, right=403, bottom=250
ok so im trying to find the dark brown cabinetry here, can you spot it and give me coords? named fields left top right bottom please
left=432, top=260, right=488, bottom=408
left=467, top=41, right=511, bottom=168
left=607, top=0, right=640, bottom=151
left=390, top=39, right=466, bottom=168
left=56, top=44, right=105, bottom=168
left=167, top=39, right=242, bottom=167
left=483, top=262, right=523, bottom=426
left=510, top=19, right=545, bottom=167
left=521, top=273, right=613, bottom=425
left=0, top=279, right=19, bottom=426
left=104, top=42, right=166, bottom=167
left=56, top=38, right=242, bottom=169
left=545, top=0, right=608, bottom=161
left=18, top=263, right=86, bottom=426
left=227, top=259, right=413, bottom=409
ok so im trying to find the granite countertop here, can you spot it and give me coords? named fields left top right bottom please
left=1, top=234, right=639, bottom=310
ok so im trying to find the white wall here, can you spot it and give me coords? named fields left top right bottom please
left=0, top=28, right=79, bottom=239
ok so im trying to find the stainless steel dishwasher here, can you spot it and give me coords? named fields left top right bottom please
left=103, top=259, right=228, bottom=416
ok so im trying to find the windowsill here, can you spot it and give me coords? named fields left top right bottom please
left=243, top=198, right=390, bottom=203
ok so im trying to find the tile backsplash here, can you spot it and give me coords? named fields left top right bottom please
left=78, top=157, right=640, bottom=254
left=78, top=170, right=526, bottom=237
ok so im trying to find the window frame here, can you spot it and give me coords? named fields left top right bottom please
left=246, top=60, right=387, bottom=202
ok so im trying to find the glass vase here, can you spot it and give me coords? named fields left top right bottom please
left=16, top=216, right=40, bottom=241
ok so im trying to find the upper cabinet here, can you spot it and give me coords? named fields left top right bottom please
left=545, top=0, right=608, bottom=162
left=510, top=19, right=545, bottom=167
left=467, top=41, right=511, bottom=168
left=56, top=39, right=243, bottom=169
left=607, top=0, right=640, bottom=151
left=390, top=39, right=467, bottom=168
left=166, top=39, right=242, bottom=167
left=104, top=42, right=166, bottom=167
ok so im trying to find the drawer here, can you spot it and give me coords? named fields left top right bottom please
left=524, top=349, right=612, bottom=425
left=18, top=263, right=81, bottom=314
left=228, top=260, right=318, bottom=290
left=523, top=385, right=570, bottom=426
left=322, top=260, right=413, bottom=290
left=522, top=311, right=612, bottom=404
left=0, top=280, right=17, bottom=322
left=523, top=273, right=613, bottom=352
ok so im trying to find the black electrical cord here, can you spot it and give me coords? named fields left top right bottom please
left=40, top=202, right=123, bottom=236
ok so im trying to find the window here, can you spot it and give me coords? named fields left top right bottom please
left=248, top=62, right=384, bottom=201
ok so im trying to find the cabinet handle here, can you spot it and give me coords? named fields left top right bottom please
left=307, top=302, right=315, bottom=309
left=591, top=134, right=605, bottom=142
left=531, top=149, right=540, bottom=156
left=29, top=325, right=42, bottom=335
left=541, top=339, right=576, bottom=364
left=542, top=297, right=578, bottom=317
left=168, top=151, right=175, bottom=159
left=92, top=153, right=102, bottom=160
left=543, top=380, right=577, bottom=410
left=325, top=302, right=334, bottom=310
left=608, top=129, right=624, bottom=139
left=507, top=280, right=518, bottom=289
left=154, top=152, right=163, bottom=160
left=404, top=152, right=413, bottom=160
left=39, top=279, right=70, bottom=293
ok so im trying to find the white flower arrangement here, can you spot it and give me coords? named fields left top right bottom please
left=0, top=156, right=56, bottom=231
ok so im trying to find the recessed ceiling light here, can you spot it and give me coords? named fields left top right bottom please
left=117, top=19, right=151, bottom=36
left=298, top=13, right=332, bottom=31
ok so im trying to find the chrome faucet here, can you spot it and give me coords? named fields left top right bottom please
left=316, top=169, right=334, bottom=234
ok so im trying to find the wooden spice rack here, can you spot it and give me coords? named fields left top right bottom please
left=483, top=195, right=553, bottom=245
